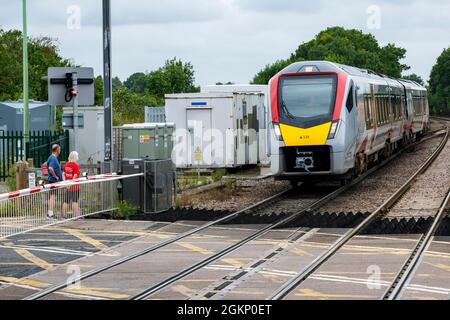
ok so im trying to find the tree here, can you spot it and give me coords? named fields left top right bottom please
left=252, top=59, right=293, bottom=85
left=146, top=57, right=199, bottom=98
left=429, top=47, right=450, bottom=115
left=252, top=27, right=410, bottom=84
left=112, top=76, right=122, bottom=91
left=94, top=76, right=104, bottom=106
left=402, top=74, right=425, bottom=86
left=124, top=72, right=147, bottom=94
left=0, top=28, right=71, bottom=101
left=123, top=58, right=199, bottom=99
left=112, top=87, right=159, bottom=126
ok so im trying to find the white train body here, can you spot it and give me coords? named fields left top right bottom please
left=269, top=61, right=429, bottom=183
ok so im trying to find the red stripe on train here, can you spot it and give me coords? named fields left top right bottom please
left=333, top=73, right=349, bottom=121
left=270, top=73, right=282, bottom=123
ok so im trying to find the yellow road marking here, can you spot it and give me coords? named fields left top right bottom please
left=0, top=262, right=60, bottom=267
left=415, top=296, right=439, bottom=301
left=294, top=288, right=373, bottom=300
left=290, top=247, right=313, bottom=257
left=425, top=262, right=450, bottom=273
left=317, top=271, right=395, bottom=276
left=222, top=259, right=244, bottom=268
left=426, top=252, right=450, bottom=260
left=14, top=249, right=54, bottom=270
left=0, top=276, right=129, bottom=300
left=172, top=285, right=195, bottom=298
left=16, top=239, right=119, bottom=244
left=262, top=273, right=286, bottom=284
left=64, top=287, right=129, bottom=300
left=177, top=243, right=214, bottom=255
left=0, top=276, right=49, bottom=288
left=63, top=229, right=110, bottom=252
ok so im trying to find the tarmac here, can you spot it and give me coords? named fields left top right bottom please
left=1, top=219, right=449, bottom=300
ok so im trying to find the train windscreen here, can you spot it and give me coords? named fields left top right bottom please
left=280, top=75, right=336, bottom=123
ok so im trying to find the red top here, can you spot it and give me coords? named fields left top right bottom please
left=63, top=162, right=81, bottom=191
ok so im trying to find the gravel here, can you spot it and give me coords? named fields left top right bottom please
left=177, top=125, right=448, bottom=219
left=386, top=137, right=450, bottom=218
left=177, top=177, right=290, bottom=212
left=317, top=135, right=444, bottom=215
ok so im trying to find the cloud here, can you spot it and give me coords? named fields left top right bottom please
left=234, top=0, right=324, bottom=13
left=0, top=0, right=228, bottom=28
left=0, top=0, right=449, bottom=85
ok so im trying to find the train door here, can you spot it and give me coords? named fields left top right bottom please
left=346, top=82, right=358, bottom=154
left=243, top=99, right=249, bottom=165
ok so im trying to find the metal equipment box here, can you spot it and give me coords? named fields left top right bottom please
left=62, top=107, right=105, bottom=164
left=121, top=159, right=176, bottom=214
left=122, top=123, right=175, bottom=160
left=0, top=101, right=57, bottom=132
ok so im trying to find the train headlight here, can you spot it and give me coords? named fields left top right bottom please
left=328, top=121, right=340, bottom=140
left=273, top=124, right=283, bottom=141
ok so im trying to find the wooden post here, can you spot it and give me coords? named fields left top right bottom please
left=16, top=161, right=28, bottom=190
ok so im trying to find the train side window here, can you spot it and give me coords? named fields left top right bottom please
left=385, top=97, right=390, bottom=123
left=364, top=96, right=373, bottom=129
left=376, top=97, right=382, bottom=126
left=346, top=85, right=354, bottom=112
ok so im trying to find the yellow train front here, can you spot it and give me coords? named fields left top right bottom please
left=269, top=61, right=429, bottom=185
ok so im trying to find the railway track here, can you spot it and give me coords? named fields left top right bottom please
left=268, top=127, right=449, bottom=300
left=382, top=188, right=450, bottom=300
left=23, top=126, right=448, bottom=301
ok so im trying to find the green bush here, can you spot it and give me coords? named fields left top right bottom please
left=111, top=200, right=139, bottom=220
left=212, top=169, right=227, bottom=182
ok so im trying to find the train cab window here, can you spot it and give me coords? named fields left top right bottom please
left=346, top=85, right=354, bottom=112
left=279, top=75, right=337, bottom=122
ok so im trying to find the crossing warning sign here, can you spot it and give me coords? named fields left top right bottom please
left=194, top=147, right=202, bottom=162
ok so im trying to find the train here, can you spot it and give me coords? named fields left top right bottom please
left=269, top=61, right=430, bottom=185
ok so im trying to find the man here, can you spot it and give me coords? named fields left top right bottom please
left=47, top=144, right=63, bottom=218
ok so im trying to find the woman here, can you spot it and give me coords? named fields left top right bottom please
left=62, top=151, right=81, bottom=219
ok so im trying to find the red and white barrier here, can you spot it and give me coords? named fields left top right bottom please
left=0, top=173, right=120, bottom=202
left=0, top=172, right=142, bottom=239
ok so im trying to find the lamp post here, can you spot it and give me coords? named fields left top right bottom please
left=22, top=0, right=30, bottom=161
left=103, top=0, right=113, bottom=164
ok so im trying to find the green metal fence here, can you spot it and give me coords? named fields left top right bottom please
left=0, top=130, right=69, bottom=181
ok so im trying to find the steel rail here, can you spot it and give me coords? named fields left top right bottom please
left=383, top=188, right=450, bottom=300
left=130, top=139, right=421, bottom=300
left=268, top=128, right=449, bottom=300
left=24, top=188, right=292, bottom=300
left=25, top=130, right=447, bottom=301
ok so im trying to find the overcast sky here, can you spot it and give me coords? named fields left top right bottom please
left=1, top=0, right=449, bottom=85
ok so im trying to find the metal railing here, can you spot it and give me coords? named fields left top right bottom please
left=145, top=106, right=166, bottom=123
left=0, top=173, right=143, bottom=239
left=0, top=130, right=70, bottom=181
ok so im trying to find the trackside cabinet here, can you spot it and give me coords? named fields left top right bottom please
left=121, top=159, right=176, bottom=214
left=122, top=123, right=175, bottom=160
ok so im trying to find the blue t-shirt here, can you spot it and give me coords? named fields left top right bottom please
left=47, top=155, right=63, bottom=183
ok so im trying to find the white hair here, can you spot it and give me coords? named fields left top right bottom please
left=68, top=151, right=79, bottom=163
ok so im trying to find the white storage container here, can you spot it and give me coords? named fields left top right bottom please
left=165, top=92, right=266, bottom=169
